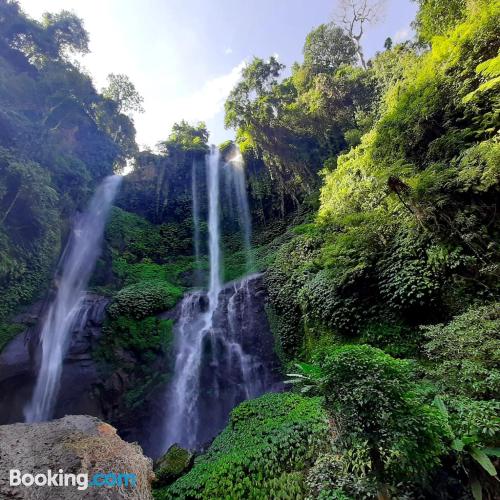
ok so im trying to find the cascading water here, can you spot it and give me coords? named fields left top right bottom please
left=207, top=147, right=222, bottom=307
left=24, top=175, right=121, bottom=423
left=228, top=150, right=254, bottom=272
left=163, top=148, right=280, bottom=452
left=191, top=159, right=202, bottom=284
left=223, top=151, right=254, bottom=272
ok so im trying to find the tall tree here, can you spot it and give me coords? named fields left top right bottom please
left=335, top=0, right=386, bottom=69
left=102, top=73, right=144, bottom=115
left=303, top=22, right=357, bottom=75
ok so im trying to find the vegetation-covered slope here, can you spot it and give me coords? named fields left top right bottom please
left=0, top=1, right=138, bottom=344
left=160, top=1, right=499, bottom=498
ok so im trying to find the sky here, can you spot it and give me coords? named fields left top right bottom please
left=19, top=0, right=418, bottom=149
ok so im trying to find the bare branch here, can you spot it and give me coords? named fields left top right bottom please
left=334, top=0, right=386, bottom=69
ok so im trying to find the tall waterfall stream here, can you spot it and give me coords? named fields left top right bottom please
left=24, top=175, right=122, bottom=423
left=163, top=148, right=280, bottom=451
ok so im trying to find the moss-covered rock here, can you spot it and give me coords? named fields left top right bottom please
left=107, top=280, right=183, bottom=319
left=154, top=444, right=194, bottom=487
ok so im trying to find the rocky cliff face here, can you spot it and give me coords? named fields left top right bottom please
left=0, top=294, right=110, bottom=425
left=0, top=293, right=162, bottom=449
left=0, top=415, right=154, bottom=499
left=0, top=274, right=283, bottom=459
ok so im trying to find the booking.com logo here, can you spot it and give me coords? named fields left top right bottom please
left=10, top=469, right=137, bottom=491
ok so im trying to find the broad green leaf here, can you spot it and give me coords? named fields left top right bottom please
left=432, top=396, right=448, bottom=417
left=470, top=448, right=498, bottom=476
left=483, top=447, right=500, bottom=457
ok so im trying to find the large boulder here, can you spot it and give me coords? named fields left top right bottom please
left=0, top=415, right=154, bottom=499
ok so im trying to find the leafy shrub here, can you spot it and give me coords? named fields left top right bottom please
left=377, top=232, right=442, bottom=316
left=433, top=396, right=500, bottom=499
left=422, top=302, right=500, bottom=398
left=265, top=234, right=323, bottom=357
left=107, top=280, right=182, bottom=319
left=319, top=345, right=447, bottom=484
left=299, top=268, right=372, bottom=336
left=158, top=393, right=329, bottom=499
left=359, top=322, right=419, bottom=358
left=306, top=453, right=375, bottom=500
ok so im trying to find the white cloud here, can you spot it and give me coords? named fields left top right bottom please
left=393, top=26, right=411, bottom=43
left=135, top=60, right=246, bottom=147
left=224, top=47, right=233, bottom=55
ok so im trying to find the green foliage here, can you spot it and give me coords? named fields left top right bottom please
left=265, top=233, right=323, bottom=356
left=0, top=322, right=24, bottom=352
left=157, top=393, right=329, bottom=499
left=359, top=322, right=419, bottom=358
left=285, top=362, right=323, bottom=395
left=96, top=316, right=173, bottom=409
left=160, top=121, right=209, bottom=153
left=422, top=302, right=500, bottom=398
left=433, top=396, right=500, bottom=499
left=413, top=0, right=467, bottom=43
left=100, top=316, right=173, bottom=357
left=107, top=280, right=182, bottom=319
left=303, top=22, right=357, bottom=76
left=102, top=73, right=144, bottom=115
left=319, top=345, right=447, bottom=484
left=0, top=149, right=60, bottom=323
left=102, top=207, right=196, bottom=288
left=0, top=2, right=139, bottom=322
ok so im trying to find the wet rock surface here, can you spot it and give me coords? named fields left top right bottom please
left=0, top=294, right=110, bottom=425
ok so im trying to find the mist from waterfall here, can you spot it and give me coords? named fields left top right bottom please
left=224, top=150, right=254, bottom=273
left=24, top=175, right=122, bottom=423
left=163, top=147, right=279, bottom=452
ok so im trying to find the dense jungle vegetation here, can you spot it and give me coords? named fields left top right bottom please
left=159, top=1, right=500, bottom=498
left=0, top=0, right=498, bottom=498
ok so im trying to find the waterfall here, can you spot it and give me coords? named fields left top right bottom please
left=191, top=159, right=201, bottom=284
left=207, top=147, right=221, bottom=307
left=163, top=148, right=280, bottom=453
left=24, top=175, right=121, bottom=423
left=227, top=150, right=254, bottom=273
left=164, top=147, right=222, bottom=449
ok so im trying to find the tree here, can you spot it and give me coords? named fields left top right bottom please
left=225, top=56, right=285, bottom=131
left=102, top=73, right=144, bottom=115
left=41, top=10, right=89, bottom=56
left=336, top=0, right=386, bottom=69
left=412, top=0, right=467, bottom=44
left=303, top=22, right=357, bottom=75
left=159, top=120, right=209, bottom=153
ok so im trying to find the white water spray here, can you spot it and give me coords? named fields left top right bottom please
left=24, top=175, right=121, bottom=423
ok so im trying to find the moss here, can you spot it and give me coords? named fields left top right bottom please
left=156, top=393, right=329, bottom=499
left=154, top=444, right=194, bottom=487
left=107, top=280, right=183, bottom=320
left=0, top=322, right=24, bottom=352
left=99, top=316, right=173, bottom=359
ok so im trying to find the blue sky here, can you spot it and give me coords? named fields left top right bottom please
left=19, top=0, right=418, bottom=148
